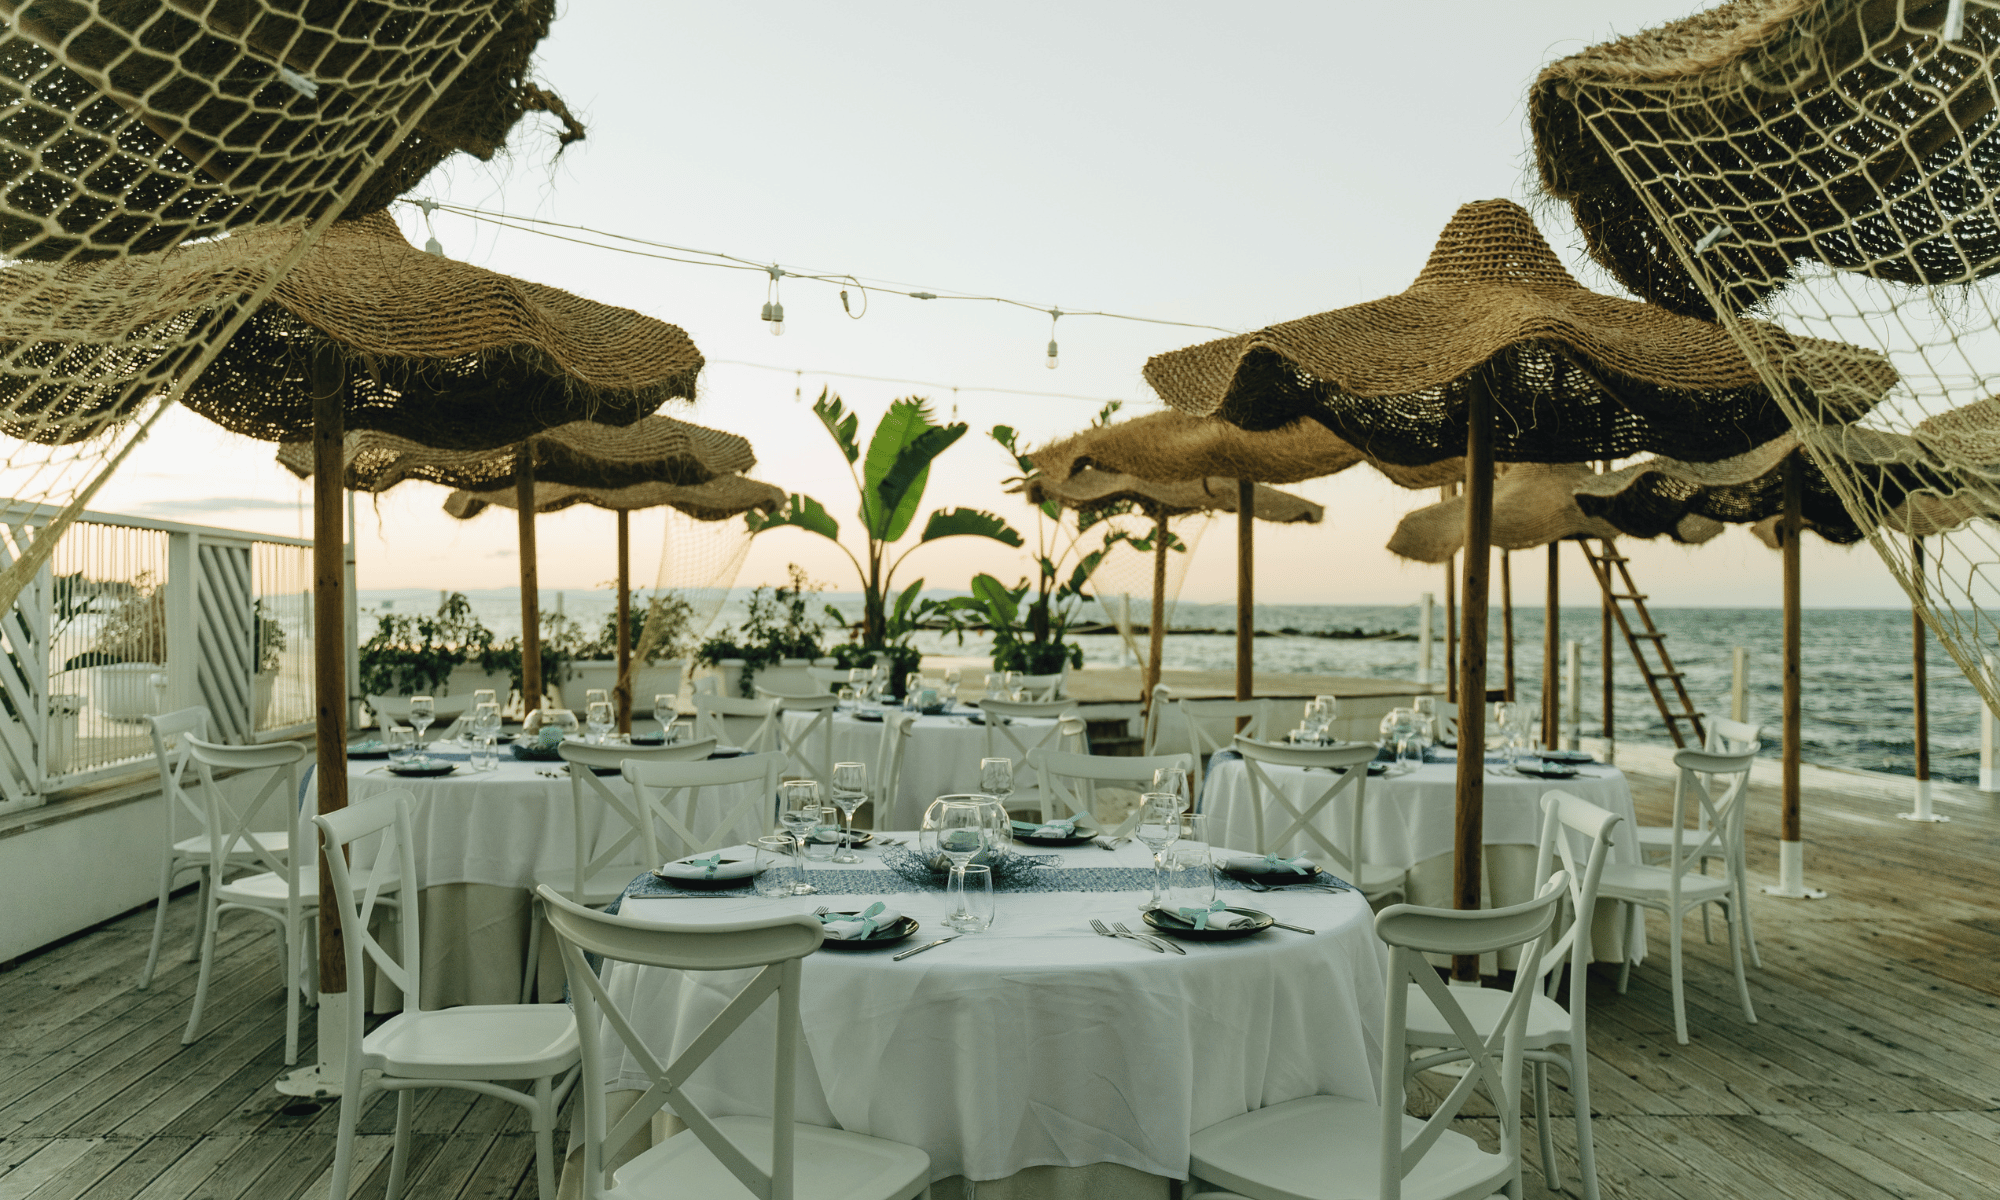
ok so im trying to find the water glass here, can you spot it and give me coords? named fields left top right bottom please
left=585, top=688, right=610, bottom=710
left=979, top=757, right=1014, bottom=807
left=1152, top=764, right=1190, bottom=809
left=470, top=735, right=497, bottom=771
left=804, top=821, right=840, bottom=861
left=386, top=726, right=417, bottom=765
left=837, top=685, right=856, bottom=709
left=1135, top=790, right=1185, bottom=909
left=946, top=863, right=995, bottom=932
left=830, top=761, right=867, bottom=864
left=407, top=696, right=434, bottom=744
left=471, top=701, right=501, bottom=743
left=585, top=700, right=614, bottom=745
left=1166, top=846, right=1217, bottom=910
left=754, top=835, right=799, bottom=897
left=777, top=780, right=822, bottom=895
left=652, top=693, right=676, bottom=735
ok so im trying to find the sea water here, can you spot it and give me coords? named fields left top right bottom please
left=360, top=588, right=1979, bottom=786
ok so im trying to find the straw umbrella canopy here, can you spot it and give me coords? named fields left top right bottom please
left=1021, top=467, right=1323, bottom=705
left=1145, top=197, right=1898, bottom=975
left=1529, top=0, right=2000, bottom=318
left=441, top=474, right=785, bottom=729
left=280, top=415, right=754, bottom=715
left=1030, top=409, right=1459, bottom=703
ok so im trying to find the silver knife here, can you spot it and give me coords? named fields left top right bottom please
left=1270, top=920, right=1317, bottom=935
left=892, top=934, right=962, bottom=961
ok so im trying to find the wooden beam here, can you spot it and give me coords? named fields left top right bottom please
left=1500, top=551, right=1516, bottom=701
left=515, top=454, right=542, bottom=715
left=615, top=510, right=632, bottom=735
left=1454, top=372, right=1495, bottom=981
left=1782, top=451, right=1803, bottom=844
left=1147, top=513, right=1168, bottom=705
left=1544, top=542, right=1560, bottom=750
left=1236, top=479, right=1253, bottom=703
left=311, top=375, right=347, bottom=996
left=1913, top=535, right=1929, bottom=785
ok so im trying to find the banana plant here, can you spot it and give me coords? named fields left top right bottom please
left=747, top=390, right=1023, bottom=648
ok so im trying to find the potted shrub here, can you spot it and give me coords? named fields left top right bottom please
left=567, top=590, right=696, bottom=703
left=252, top=598, right=285, bottom=728
left=694, top=567, right=828, bottom=697
left=70, top=572, right=168, bottom=722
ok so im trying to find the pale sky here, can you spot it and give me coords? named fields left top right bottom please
left=89, top=0, right=1918, bottom=610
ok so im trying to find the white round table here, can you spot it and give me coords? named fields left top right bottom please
left=1200, top=753, right=1644, bottom=962
left=575, top=837, right=1385, bottom=1199
left=781, top=707, right=1060, bottom=827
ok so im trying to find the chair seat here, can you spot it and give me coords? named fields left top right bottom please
left=530, top=863, right=646, bottom=908
left=610, top=1115, right=929, bottom=1200
left=1630, top=824, right=1725, bottom=854
left=362, top=1005, right=580, bottom=1082
left=1404, top=983, right=1573, bottom=1052
left=173, top=831, right=291, bottom=858
left=1351, top=862, right=1408, bottom=896
left=216, top=869, right=396, bottom=907
left=1596, top=862, right=1732, bottom=904
left=1190, top=1094, right=1509, bottom=1200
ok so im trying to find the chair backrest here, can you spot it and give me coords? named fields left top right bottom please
left=755, top=690, right=838, bottom=783
left=315, top=791, right=423, bottom=1040
left=692, top=694, right=780, bottom=754
left=690, top=674, right=720, bottom=697
left=981, top=699, right=1084, bottom=770
left=1429, top=698, right=1460, bottom=744
left=1231, top=736, right=1378, bottom=871
left=145, top=706, right=212, bottom=847
left=806, top=666, right=848, bottom=692
left=540, top=885, right=820, bottom=1200
left=1376, top=874, right=1567, bottom=1200
left=1528, top=792, right=1623, bottom=1007
left=1704, top=716, right=1763, bottom=755
left=366, top=691, right=478, bottom=722
left=557, top=739, right=721, bottom=900
left=1180, top=698, right=1274, bottom=798
left=873, top=709, right=917, bottom=812
left=623, top=751, right=785, bottom=862
left=1141, top=685, right=1176, bottom=756
left=1013, top=672, right=1066, bottom=702
left=1664, top=746, right=1758, bottom=887
left=1027, top=747, right=1194, bottom=827
left=184, top=736, right=307, bottom=889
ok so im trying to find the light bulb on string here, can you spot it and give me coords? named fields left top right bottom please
left=1044, top=307, right=1062, bottom=369
left=762, top=264, right=787, bottom=336
left=417, top=197, right=444, bottom=257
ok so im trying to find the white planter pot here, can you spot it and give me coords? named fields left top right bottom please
left=718, top=659, right=746, bottom=699
left=254, top=670, right=277, bottom=729
left=565, top=660, right=688, bottom=708
left=91, top=663, right=166, bottom=722
left=46, top=694, right=82, bottom=776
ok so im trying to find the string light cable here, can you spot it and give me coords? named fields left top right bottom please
left=398, top=198, right=1240, bottom=364
left=708, top=358, right=1154, bottom=406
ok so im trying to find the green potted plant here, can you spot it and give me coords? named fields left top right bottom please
left=75, top=571, right=168, bottom=722
left=252, top=598, right=286, bottom=728
left=567, top=590, right=697, bottom=704
left=693, top=567, right=828, bottom=696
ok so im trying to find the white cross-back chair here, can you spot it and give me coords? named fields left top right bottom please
left=1599, top=745, right=1760, bottom=1044
left=540, top=887, right=931, bottom=1200
left=139, top=706, right=253, bottom=989
left=870, top=709, right=917, bottom=827
left=179, top=736, right=315, bottom=1064
left=1011, top=671, right=1066, bottom=701
left=1232, top=736, right=1406, bottom=902
left=623, top=751, right=786, bottom=862
left=318, top=793, right=578, bottom=1200
left=1188, top=874, right=1568, bottom=1200
left=1405, top=792, right=1622, bottom=1200
left=758, top=689, right=838, bottom=784
left=693, top=693, right=781, bottom=754
left=517, top=737, right=720, bottom=1002
left=1633, top=717, right=1764, bottom=964
left=1141, top=685, right=1177, bottom=756
left=1026, top=747, right=1193, bottom=829
left=980, top=701, right=1085, bottom=814
left=807, top=665, right=849, bottom=691
left=1180, top=698, right=1275, bottom=799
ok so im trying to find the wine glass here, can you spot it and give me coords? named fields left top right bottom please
left=386, top=726, right=416, bottom=766
left=932, top=800, right=990, bottom=929
left=1152, top=763, right=1190, bottom=810
left=904, top=671, right=924, bottom=709
left=942, top=667, right=962, bottom=707
left=1003, top=671, right=1024, bottom=701
left=979, top=757, right=1014, bottom=808
left=652, top=693, right=675, bottom=737
left=472, top=688, right=497, bottom=710
left=829, top=761, right=867, bottom=863
left=406, top=696, right=434, bottom=746
left=584, top=700, right=613, bottom=745
left=777, top=780, right=822, bottom=895
left=1134, top=791, right=1186, bottom=909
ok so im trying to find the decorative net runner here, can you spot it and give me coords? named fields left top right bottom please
left=0, top=0, right=531, bottom=612
left=1533, top=0, right=2000, bottom=710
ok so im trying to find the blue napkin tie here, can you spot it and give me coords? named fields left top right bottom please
left=1258, top=853, right=1312, bottom=875
left=1177, top=899, right=1230, bottom=930
left=820, top=901, right=889, bottom=938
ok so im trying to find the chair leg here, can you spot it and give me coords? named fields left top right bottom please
left=1616, top=903, right=1632, bottom=994
left=1726, top=899, right=1758, bottom=1026
left=385, top=1089, right=415, bottom=1200
left=1532, top=1062, right=1559, bottom=1193
left=329, top=1070, right=367, bottom=1200
left=1699, top=859, right=1714, bottom=944
left=282, top=919, right=302, bottom=1066
left=188, top=869, right=210, bottom=961
left=1736, top=858, right=1763, bottom=969
left=532, top=1076, right=556, bottom=1200
left=520, top=898, right=542, bottom=1004
left=181, top=894, right=221, bottom=1046
left=139, top=853, right=177, bottom=989
left=1669, top=910, right=1689, bottom=1045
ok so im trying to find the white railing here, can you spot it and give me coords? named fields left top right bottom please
left=0, top=500, right=316, bottom=814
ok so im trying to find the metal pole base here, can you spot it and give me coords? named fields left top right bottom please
left=274, top=990, right=351, bottom=1097
left=1760, top=839, right=1826, bottom=899
left=1898, top=779, right=1950, bottom=823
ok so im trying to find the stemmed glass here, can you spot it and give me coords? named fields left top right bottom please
left=933, top=799, right=991, bottom=931
left=470, top=701, right=501, bottom=768
left=904, top=672, right=924, bottom=710
left=777, top=780, right=823, bottom=895
left=1134, top=791, right=1186, bottom=910
left=979, top=757, right=1014, bottom=809
left=846, top=668, right=869, bottom=706
left=584, top=688, right=610, bottom=711
left=585, top=700, right=614, bottom=745
left=1152, top=763, right=1190, bottom=810
left=1003, top=670, right=1024, bottom=701
left=540, top=706, right=579, bottom=740
left=652, top=693, right=675, bottom=738
left=407, top=696, right=434, bottom=748
left=942, top=667, right=961, bottom=707
left=829, top=762, right=867, bottom=863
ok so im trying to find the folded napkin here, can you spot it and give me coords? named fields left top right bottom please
left=1011, top=814, right=1097, bottom=838
left=1226, top=853, right=1317, bottom=876
left=656, top=853, right=758, bottom=882
left=1166, top=900, right=1256, bottom=930
left=818, top=902, right=903, bottom=941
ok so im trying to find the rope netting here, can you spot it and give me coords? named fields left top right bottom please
left=1088, top=515, right=1209, bottom=662
left=0, top=0, right=524, bottom=612
left=1535, top=0, right=2000, bottom=711
left=638, top=506, right=759, bottom=661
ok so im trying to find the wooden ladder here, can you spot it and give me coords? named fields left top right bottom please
left=1581, top=539, right=1706, bottom=749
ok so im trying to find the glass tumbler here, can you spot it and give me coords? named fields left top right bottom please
left=753, top=835, right=799, bottom=897
left=946, top=863, right=995, bottom=932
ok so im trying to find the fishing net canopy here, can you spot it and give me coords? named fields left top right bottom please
left=1021, top=468, right=1325, bottom=525
left=1387, top=462, right=1726, bottom=564
left=0, top=0, right=562, bottom=612
left=1533, top=0, right=2000, bottom=708
left=1028, top=408, right=1461, bottom=489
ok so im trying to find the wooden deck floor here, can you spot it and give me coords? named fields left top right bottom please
left=2, top=756, right=1996, bottom=1200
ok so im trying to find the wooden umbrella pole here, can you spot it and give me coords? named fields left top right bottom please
left=515, top=453, right=543, bottom=715
left=1500, top=551, right=1515, bottom=700
left=1544, top=542, right=1560, bottom=749
left=615, top=510, right=632, bottom=734
left=1598, top=542, right=1613, bottom=745
left=1444, top=565, right=1457, bottom=703
left=1147, top=513, right=1168, bottom=705
left=1768, top=451, right=1823, bottom=897
left=1236, top=479, right=1254, bottom=703
left=1453, top=373, right=1495, bottom=981
left=311, top=379, right=348, bottom=1002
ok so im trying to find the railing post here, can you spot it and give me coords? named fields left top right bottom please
left=1730, top=646, right=1748, bottom=724
left=1981, top=655, right=2000, bottom=793
left=163, top=529, right=201, bottom=722
left=1417, top=591, right=1434, bottom=685
left=1563, top=639, right=1581, bottom=750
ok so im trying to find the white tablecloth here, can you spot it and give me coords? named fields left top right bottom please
left=781, top=709, right=1059, bottom=828
left=593, top=838, right=1386, bottom=1188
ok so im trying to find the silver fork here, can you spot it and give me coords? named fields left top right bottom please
left=1239, top=878, right=1350, bottom=894
left=1115, top=921, right=1185, bottom=955
left=1090, top=918, right=1162, bottom=953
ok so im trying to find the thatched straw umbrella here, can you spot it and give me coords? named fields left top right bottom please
left=1143, top=197, right=1896, bottom=977
left=281, top=416, right=753, bottom=715
left=1530, top=0, right=2000, bottom=319
left=442, top=475, right=785, bottom=729
left=1021, top=467, right=1323, bottom=703
left=1031, top=409, right=1455, bottom=702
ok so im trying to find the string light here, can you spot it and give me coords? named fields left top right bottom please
left=1045, top=307, right=1061, bottom=370
left=711, top=358, right=1142, bottom=405
left=761, top=264, right=785, bottom=336
left=416, top=198, right=444, bottom=257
